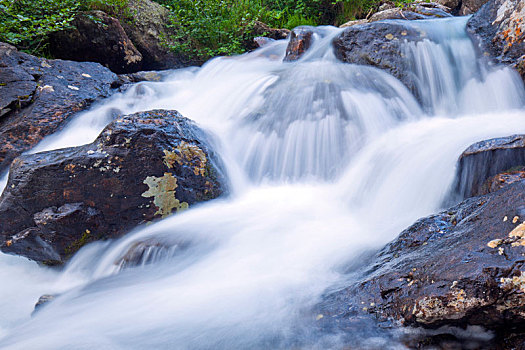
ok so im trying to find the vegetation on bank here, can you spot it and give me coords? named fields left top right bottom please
left=0, top=0, right=390, bottom=60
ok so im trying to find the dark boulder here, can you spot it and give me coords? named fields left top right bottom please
left=0, top=42, right=119, bottom=172
left=283, top=27, right=314, bottom=61
left=452, top=135, right=525, bottom=199
left=318, top=179, right=525, bottom=346
left=49, top=11, right=143, bottom=74
left=333, top=22, right=426, bottom=92
left=467, top=0, right=525, bottom=80
left=0, top=110, right=227, bottom=264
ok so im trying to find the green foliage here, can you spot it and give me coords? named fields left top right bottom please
left=0, top=0, right=80, bottom=56
left=0, top=0, right=130, bottom=56
left=0, top=0, right=403, bottom=61
left=158, top=0, right=389, bottom=61
left=86, top=0, right=132, bottom=21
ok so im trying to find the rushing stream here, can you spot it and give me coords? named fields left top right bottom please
left=1, top=17, right=525, bottom=349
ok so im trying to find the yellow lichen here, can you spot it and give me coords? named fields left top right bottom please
left=163, top=141, right=207, bottom=177
left=141, top=173, right=188, bottom=218
left=500, top=271, right=525, bottom=293
left=509, top=222, right=525, bottom=238
left=487, top=239, right=503, bottom=248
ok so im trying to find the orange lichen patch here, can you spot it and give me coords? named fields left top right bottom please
left=500, top=16, right=525, bottom=50
left=5, top=240, right=12, bottom=247
left=64, top=164, right=76, bottom=172
left=163, top=141, right=207, bottom=177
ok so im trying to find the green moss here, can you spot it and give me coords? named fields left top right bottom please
left=64, top=229, right=92, bottom=257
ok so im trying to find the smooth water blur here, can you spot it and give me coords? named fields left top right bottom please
left=1, top=17, right=525, bottom=349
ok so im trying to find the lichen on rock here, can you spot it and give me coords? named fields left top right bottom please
left=163, top=141, right=207, bottom=176
left=141, top=172, right=189, bottom=218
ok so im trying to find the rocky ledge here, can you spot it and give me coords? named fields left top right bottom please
left=317, top=136, right=525, bottom=348
left=0, top=42, right=120, bottom=172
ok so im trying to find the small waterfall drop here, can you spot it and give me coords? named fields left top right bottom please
left=0, top=17, right=525, bottom=349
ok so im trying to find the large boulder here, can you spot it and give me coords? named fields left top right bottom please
left=49, top=11, right=143, bottom=74
left=333, top=22, right=426, bottom=92
left=0, top=42, right=119, bottom=172
left=318, top=180, right=525, bottom=346
left=122, top=0, right=195, bottom=69
left=467, top=0, right=525, bottom=80
left=452, top=135, right=525, bottom=199
left=0, top=110, right=227, bottom=264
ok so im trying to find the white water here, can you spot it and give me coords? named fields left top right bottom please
left=1, top=17, right=525, bottom=349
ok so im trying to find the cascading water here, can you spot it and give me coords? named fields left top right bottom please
left=1, top=17, right=525, bottom=349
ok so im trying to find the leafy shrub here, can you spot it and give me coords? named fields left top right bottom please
left=0, top=0, right=130, bottom=56
left=0, top=0, right=399, bottom=60
left=0, top=0, right=80, bottom=56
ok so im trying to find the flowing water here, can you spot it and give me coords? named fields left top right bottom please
left=1, top=17, right=525, bottom=349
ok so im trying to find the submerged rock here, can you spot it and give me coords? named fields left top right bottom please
left=0, top=42, right=119, bottom=172
left=452, top=135, right=525, bottom=199
left=0, top=110, right=227, bottom=264
left=33, top=294, right=56, bottom=314
left=318, top=180, right=525, bottom=345
left=333, top=22, right=425, bottom=92
left=49, top=11, right=143, bottom=74
left=467, top=0, right=525, bottom=80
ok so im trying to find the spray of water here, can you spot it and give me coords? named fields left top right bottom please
left=0, top=18, right=524, bottom=349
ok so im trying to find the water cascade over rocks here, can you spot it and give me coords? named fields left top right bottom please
left=1, top=17, right=525, bottom=349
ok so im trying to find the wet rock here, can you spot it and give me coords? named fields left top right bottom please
left=0, top=42, right=119, bottom=172
left=435, top=0, right=461, bottom=13
left=0, top=110, right=227, bottom=264
left=467, top=0, right=525, bottom=79
left=252, top=37, right=276, bottom=49
left=117, top=70, right=170, bottom=85
left=33, top=294, right=56, bottom=314
left=369, top=3, right=452, bottom=22
left=479, top=167, right=525, bottom=196
left=244, top=21, right=289, bottom=51
left=122, top=0, right=196, bottom=69
left=459, top=0, right=490, bottom=15
left=115, top=238, right=190, bottom=270
left=452, top=135, right=525, bottom=199
left=49, top=11, right=143, bottom=74
left=339, top=19, right=368, bottom=28
left=333, top=22, right=426, bottom=92
left=283, top=27, right=314, bottom=61
left=339, top=3, right=451, bottom=29
left=319, top=180, right=525, bottom=341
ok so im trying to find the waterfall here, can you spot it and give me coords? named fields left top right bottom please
left=1, top=17, right=525, bottom=349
